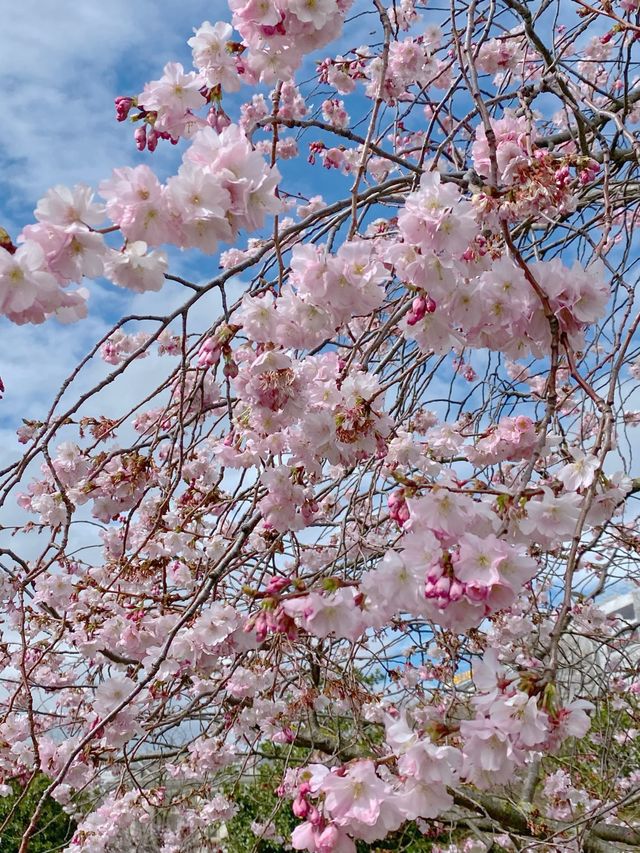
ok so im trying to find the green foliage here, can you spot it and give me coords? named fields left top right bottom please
left=552, top=696, right=640, bottom=816
left=224, top=764, right=296, bottom=853
left=0, top=775, right=75, bottom=853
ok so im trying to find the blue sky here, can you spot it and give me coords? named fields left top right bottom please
left=0, top=0, right=222, bottom=221
left=0, top=1, right=234, bottom=450
left=1, top=0, right=636, bottom=476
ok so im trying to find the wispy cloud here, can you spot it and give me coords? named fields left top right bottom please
left=0, top=0, right=222, bottom=223
left=0, top=0, right=231, bottom=441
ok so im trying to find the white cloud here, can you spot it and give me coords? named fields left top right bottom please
left=0, top=0, right=234, bottom=428
left=0, top=0, right=224, bottom=221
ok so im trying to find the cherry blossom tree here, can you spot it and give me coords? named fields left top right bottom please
left=1, top=0, right=640, bottom=850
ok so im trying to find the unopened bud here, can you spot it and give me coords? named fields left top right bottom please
left=114, top=96, right=134, bottom=121
left=147, top=128, right=159, bottom=152
left=134, top=126, right=147, bottom=151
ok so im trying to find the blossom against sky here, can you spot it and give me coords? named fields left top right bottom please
left=0, top=1, right=228, bottom=450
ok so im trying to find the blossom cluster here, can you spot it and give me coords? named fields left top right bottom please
left=0, top=123, right=280, bottom=324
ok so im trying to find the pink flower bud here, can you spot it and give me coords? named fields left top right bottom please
left=307, top=806, right=321, bottom=826
left=223, top=360, right=239, bottom=379
left=266, top=576, right=290, bottom=594
left=426, top=562, right=444, bottom=585
left=114, top=96, right=134, bottom=121
left=134, top=126, right=147, bottom=151
left=412, top=294, right=427, bottom=320
left=465, top=581, right=489, bottom=602
left=434, top=576, right=450, bottom=600
left=317, top=824, right=339, bottom=853
left=254, top=611, right=269, bottom=643
left=449, top=579, right=464, bottom=601
left=293, top=794, right=309, bottom=818
left=388, top=489, right=410, bottom=525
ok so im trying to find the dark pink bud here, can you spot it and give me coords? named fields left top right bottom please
left=388, top=489, right=408, bottom=524
left=434, top=576, right=450, bottom=600
left=449, top=579, right=464, bottom=601
left=293, top=794, right=309, bottom=818
left=266, top=576, right=290, bottom=594
left=115, top=96, right=134, bottom=121
left=223, top=360, right=239, bottom=379
left=411, top=294, right=427, bottom=322
left=134, top=126, right=147, bottom=151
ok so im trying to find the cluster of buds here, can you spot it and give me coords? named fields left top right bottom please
left=292, top=781, right=348, bottom=853
left=425, top=560, right=466, bottom=606
left=114, top=96, right=135, bottom=122
left=577, top=158, right=600, bottom=186
left=406, top=293, right=436, bottom=326
left=461, top=233, right=494, bottom=263
left=308, top=141, right=326, bottom=165
left=452, top=358, right=477, bottom=382
left=316, top=56, right=367, bottom=88
left=207, top=105, right=232, bottom=133
left=424, top=553, right=496, bottom=610
left=388, top=489, right=410, bottom=526
left=308, top=141, right=348, bottom=170
left=197, top=326, right=239, bottom=377
left=246, top=599, right=298, bottom=643
left=134, top=123, right=177, bottom=152
left=243, top=576, right=300, bottom=643
left=554, top=164, right=572, bottom=189
left=114, top=95, right=178, bottom=151
left=292, top=782, right=317, bottom=820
